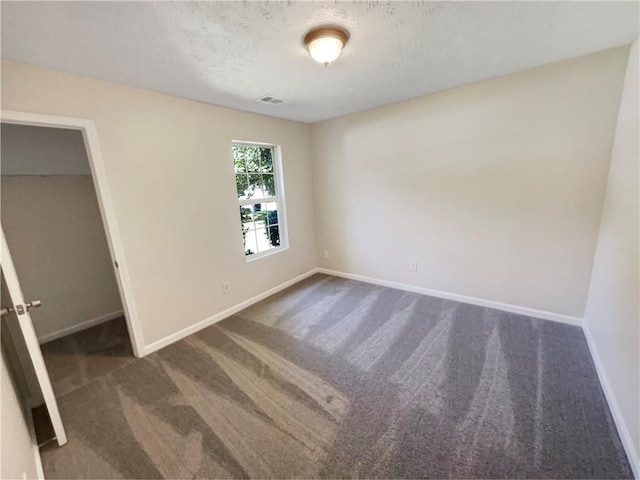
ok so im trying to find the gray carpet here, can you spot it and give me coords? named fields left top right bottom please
left=40, top=274, right=632, bottom=479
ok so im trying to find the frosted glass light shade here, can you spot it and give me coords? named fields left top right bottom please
left=308, top=37, right=343, bottom=65
left=304, top=27, right=349, bottom=66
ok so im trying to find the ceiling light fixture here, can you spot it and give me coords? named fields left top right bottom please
left=303, top=26, right=350, bottom=67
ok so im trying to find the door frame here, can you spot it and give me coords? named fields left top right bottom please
left=1, top=109, right=146, bottom=357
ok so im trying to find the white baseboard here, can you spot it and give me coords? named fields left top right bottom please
left=583, top=323, right=639, bottom=479
left=38, top=310, right=124, bottom=344
left=143, top=269, right=320, bottom=355
left=143, top=264, right=585, bottom=358
left=317, top=268, right=582, bottom=326
left=143, top=266, right=581, bottom=357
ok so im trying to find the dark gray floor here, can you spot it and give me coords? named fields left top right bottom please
left=40, top=274, right=632, bottom=479
left=40, top=316, right=135, bottom=398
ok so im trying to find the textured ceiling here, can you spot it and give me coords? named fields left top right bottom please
left=2, top=1, right=638, bottom=123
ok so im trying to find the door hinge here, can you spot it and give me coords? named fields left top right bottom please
left=114, top=261, right=119, bottom=268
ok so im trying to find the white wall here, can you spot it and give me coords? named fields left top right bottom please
left=1, top=173, right=123, bottom=342
left=1, top=59, right=317, bottom=349
left=1, top=353, right=41, bottom=480
left=311, top=47, right=629, bottom=318
left=584, top=38, right=639, bottom=473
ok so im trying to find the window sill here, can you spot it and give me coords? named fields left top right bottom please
left=245, top=245, right=289, bottom=263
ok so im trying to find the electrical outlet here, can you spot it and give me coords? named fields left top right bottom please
left=409, top=261, right=418, bottom=272
left=324, top=250, right=330, bottom=259
left=222, top=281, right=231, bottom=294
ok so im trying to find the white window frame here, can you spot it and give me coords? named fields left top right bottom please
left=231, top=140, right=289, bottom=262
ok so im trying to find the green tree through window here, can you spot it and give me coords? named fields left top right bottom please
left=232, top=143, right=285, bottom=257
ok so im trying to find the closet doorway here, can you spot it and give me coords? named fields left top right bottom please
left=0, top=111, right=143, bottom=446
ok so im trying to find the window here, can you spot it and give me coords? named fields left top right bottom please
left=232, top=142, right=287, bottom=260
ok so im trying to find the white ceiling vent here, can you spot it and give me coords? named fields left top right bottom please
left=257, top=94, right=284, bottom=105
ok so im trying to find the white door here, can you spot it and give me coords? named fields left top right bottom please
left=1, top=225, right=67, bottom=446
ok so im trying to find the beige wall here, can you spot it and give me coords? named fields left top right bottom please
left=1, top=59, right=317, bottom=348
left=311, top=47, right=629, bottom=317
left=1, top=175, right=123, bottom=342
left=584, top=38, right=639, bottom=469
left=1, top=352, right=40, bottom=480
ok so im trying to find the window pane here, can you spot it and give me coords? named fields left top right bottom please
left=234, top=159, right=246, bottom=174
left=265, top=200, right=277, bottom=213
left=255, top=226, right=272, bottom=253
left=247, top=173, right=267, bottom=199
left=266, top=205, right=278, bottom=226
left=232, top=146, right=247, bottom=173
left=244, top=229, right=258, bottom=256
left=266, top=224, right=280, bottom=247
left=260, top=148, right=274, bottom=173
left=246, top=147, right=261, bottom=173
left=263, top=174, right=276, bottom=197
left=236, top=174, right=249, bottom=199
left=240, top=206, right=253, bottom=231
left=253, top=203, right=267, bottom=229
